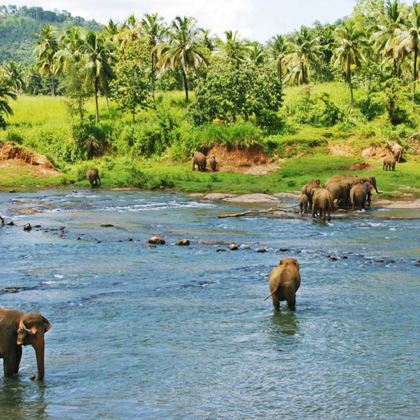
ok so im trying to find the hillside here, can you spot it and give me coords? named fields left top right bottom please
left=0, top=5, right=100, bottom=64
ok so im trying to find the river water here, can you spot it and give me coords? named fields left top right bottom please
left=0, top=190, right=419, bottom=419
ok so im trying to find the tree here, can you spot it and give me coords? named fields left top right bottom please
left=333, top=21, right=366, bottom=107
left=190, top=59, right=283, bottom=125
left=158, top=16, right=208, bottom=104
left=110, top=39, right=152, bottom=122
left=2, top=61, right=26, bottom=93
left=82, top=31, right=114, bottom=122
left=285, top=26, right=321, bottom=85
left=141, top=13, right=167, bottom=99
left=269, top=35, right=288, bottom=84
left=0, top=74, right=17, bottom=129
left=217, top=30, right=247, bottom=65
left=373, top=0, right=405, bottom=77
left=34, top=24, right=59, bottom=95
left=399, top=2, right=420, bottom=99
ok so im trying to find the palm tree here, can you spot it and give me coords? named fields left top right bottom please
left=0, top=75, right=17, bottom=129
left=333, top=21, right=366, bottom=108
left=217, top=30, right=247, bottom=65
left=34, top=24, right=59, bottom=95
left=247, top=42, right=265, bottom=65
left=54, top=27, right=84, bottom=75
left=399, top=2, right=420, bottom=99
left=285, top=26, right=321, bottom=85
left=141, top=13, right=166, bottom=99
left=158, top=16, right=208, bottom=104
left=82, top=31, right=114, bottom=121
left=373, top=0, right=405, bottom=77
left=270, top=35, right=288, bottom=84
left=118, top=14, right=141, bottom=51
left=3, top=61, right=26, bottom=94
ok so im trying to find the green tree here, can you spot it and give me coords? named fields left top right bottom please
left=82, top=31, right=114, bottom=121
left=158, top=16, right=208, bottom=104
left=141, top=13, right=167, bottom=99
left=399, top=2, right=420, bottom=99
left=110, top=39, right=152, bottom=122
left=190, top=59, right=283, bottom=124
left=217, top=30, right=247, bottom=65
left=333, top=21, right=366, bottom=107
left=34, top=24, right=59, bottom=95
left=0, top=74, right=16, bottom=129
left=269, top=35, right=288, bottom=84
left=2, top=61, right=26, bottom=93
left=285, top=26, right=321, bottom=85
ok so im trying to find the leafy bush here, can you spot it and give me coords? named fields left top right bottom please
left=358, top=92, right=385, bottom=120
left=264, top=135, right=327, bottom=157
left=5, top=129, right=24, bottom=144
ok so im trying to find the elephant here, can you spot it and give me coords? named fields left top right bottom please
left=299, top=194, right=308, bottom=214
left=209, top=156, right=218, bottom=172
left=301, top=179, right=320, bottom=210
left=86, top=168, right=100, bottom=188
left=350, top=182, right=373, bottom=210
left=383, top=156, right=396, bottom=171
left=192, top=152, right=207, bottom=172
left=312, top=188, right=333, bottom=221
left=0, top=307, right=51, bottom=380
left=265, top=258, right=301, bottom=311
left=388, top=142, right=403, bottom=162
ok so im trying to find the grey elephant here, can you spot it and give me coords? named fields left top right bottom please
left=265, top=258, right=301, bottom=311
left=388, top=142, right=403, bottom=162
left=209, top=156, right=218, bottom=172
left=192, top=152, right=207, bottom=172
left=301, top=179, right=320, bottom=210
left=299, top=194, right=308, bottom=214
left=0, top=307, right=51, bottom=380
left=312, top=188, right=333, bottom=221
left=86, top=168, right=100, bottom=188
left=350, top=182, right=373, bottom=210
left=383, top=156, right=396, bottom=171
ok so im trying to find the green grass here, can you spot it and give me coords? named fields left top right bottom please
left=1, top=84, right=419, bottom=197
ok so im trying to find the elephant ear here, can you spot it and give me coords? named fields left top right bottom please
left=42, top=316, right=52, bottom=333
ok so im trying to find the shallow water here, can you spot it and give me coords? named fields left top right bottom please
left=0, top=190, right=419, bottom=419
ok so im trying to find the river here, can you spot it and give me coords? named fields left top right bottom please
left=0, top=190, right=419, bottom=418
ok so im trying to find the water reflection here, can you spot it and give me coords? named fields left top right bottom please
left=270, top=311, right=299, bottom=336
left=0, top=379, right=47, bottom=418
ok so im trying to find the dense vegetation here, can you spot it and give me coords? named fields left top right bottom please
left=0, top=5, right=100, bottom=64
left=0, top=0, right=419, bottom=195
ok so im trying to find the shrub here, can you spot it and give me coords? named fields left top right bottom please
left=358, top=92, right=385, bottom=121
left=5, top=129, right=24, bottom=144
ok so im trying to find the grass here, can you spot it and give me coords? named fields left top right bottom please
left=0, top=84, right=419, bottom=197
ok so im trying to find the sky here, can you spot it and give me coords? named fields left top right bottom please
left=10, top=0, right=357, bottom=41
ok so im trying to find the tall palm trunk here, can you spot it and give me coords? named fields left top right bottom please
left=348, top=64, right=354, bottom=108
left=94, top=78, right=100, bottom=122
left=413, top=47, right=418, bottom=101
left=50, top=77, right=55, bottom=96
left=181, top=66, right=189, bottom=104
left=151, top=51, right=156, bottom=100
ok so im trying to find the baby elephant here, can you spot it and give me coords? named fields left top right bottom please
left=265, top=258, right=301, bottom=311
left=209, top=156, right=218, bottom=172
left=192, top=152, right=207, bottom=172
left=299, top=194, right=308, bottom=214
left=86, top=168, right=100, bottom=188
left=383, top=156, right=396, bottom=171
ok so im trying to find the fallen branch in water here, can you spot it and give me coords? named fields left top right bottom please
left=218, top=205, right=299, bottom=218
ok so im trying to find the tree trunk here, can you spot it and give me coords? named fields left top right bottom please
left=151, top=52, right=156, bottom=100
left=50, top=77, right=55, bottom=96
left=95, top=78, right=100, bottom=122
left=106, top=96, right=110, bottom=112
left=182, top=68, right=189, bottom=105
left=413, top=47, right=418, bottom=101
left=348, top=65, right=354, bottom=109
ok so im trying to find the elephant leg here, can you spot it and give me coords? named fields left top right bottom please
left=272, top=295, right=280, bottom=311
left=3, top=352, right=18, bottom=378
left=14, top=346, right=22, bottom=375
left=285, top=292, right=296, bottom=311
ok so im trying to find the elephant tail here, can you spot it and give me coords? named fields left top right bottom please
left=264, top=287, right=279, bottom=301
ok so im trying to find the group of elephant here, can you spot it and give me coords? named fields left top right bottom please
left=192, top=152, right=218, bottom=172
left=300, top=174, right=379, bottom=221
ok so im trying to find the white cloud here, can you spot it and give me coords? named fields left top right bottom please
left=9, top=0, right=356, bottom=42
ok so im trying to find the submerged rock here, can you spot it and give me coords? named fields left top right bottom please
left=229, top=243, right=239, bottom=251
left=100, top=224, right=115, bottom=228
left=23, top=223, right=32, bottom=232
left=176, top=239, right=190, bottom=246
left=148, top=236, right=165, bottom=245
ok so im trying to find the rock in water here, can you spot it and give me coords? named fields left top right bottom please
left=229, top=243, right=239, bottom=251
left=176, top=239, right=190, bottom=246
left=23, top=223, right=32, bottom=232
left=148, top=236, right=165, bottom=245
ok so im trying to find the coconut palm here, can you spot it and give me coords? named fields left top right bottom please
left=217, top=30, right=247, bottom=65
left=398, top=2, right=420, bottom=99
left=158, top=16, right=208, bottom=104
left=54, top=27, right=84, bottom=75
left=82, top=31, right=114, bottom=121
left=141, top=13, right=167, bottom=98
left=285, top=26, right=321, bottom=85
left=247, top=42, right=265, bottom=65
left=270, top=34, right=288, bottom=84
left=373, top=0, right=405, bottom=77
left=34, top=24, right=59, bottom=95
left=2, top=61, right=26, bottom=94
left=333, top=21, right=366, bottom=107
left=0, top=75, right=16, bottom=129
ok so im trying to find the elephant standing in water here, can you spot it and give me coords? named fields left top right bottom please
left=301, top=179, right=320, bottom=210
left=350, top=182, right=374, bottom=210
left=265, top=258, right=301, bottom=311
left=0, top=308, right=51, bottom=380
left=312, top=188, right=333, bottom=221
left=86, top=168, right=100, bottom=188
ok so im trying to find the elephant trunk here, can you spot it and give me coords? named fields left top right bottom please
left=33, top=334, right=45, bottom=380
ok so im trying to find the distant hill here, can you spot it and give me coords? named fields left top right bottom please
left=0, top=5, right=101, bottom=64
